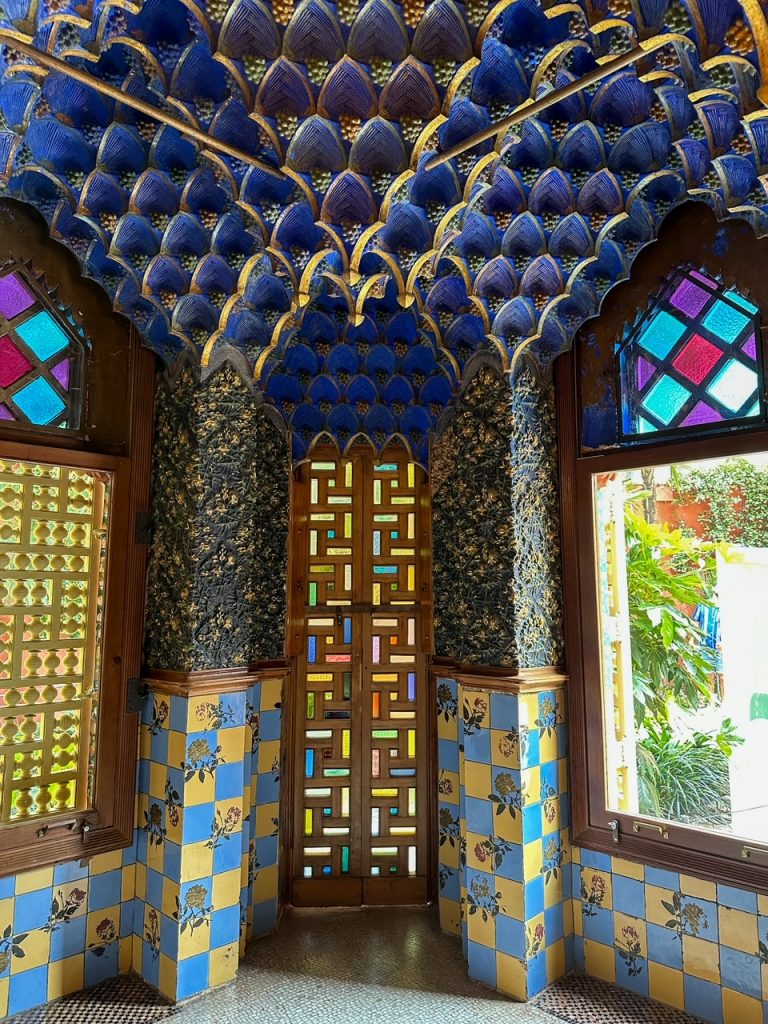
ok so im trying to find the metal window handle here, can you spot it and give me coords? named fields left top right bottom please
left=633, top=821, right=669, bottom=840
left=608, top=819, right=620, bottom=843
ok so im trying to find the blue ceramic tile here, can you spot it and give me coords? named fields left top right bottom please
left=683, top=975, right=723, bottom=1024
left=646, top=922, right=683, bottom=970
left=680, top=896, right=718, bottom=942
left=163, top=840, right=182, bottom=882
left=580, top=849, right=612, bottom=872
left=522, top=730, right=539, bottom=769
left=213, top=836, right=242, bottom=874
left=145, top=868, right=164, bottom=910
left=8, top=964, right=48, bottom=1015
left=221, top=691, right=246, bottom=727
left=84, top=942, right=118, bottom=988
left=0, top=876, right=13, bottom=901
left=494, top=843, right=523, bottom=883
left=463, top=728, right=491, bottom=764
left=645, top=866, right=679, bottom=890
left=252, top=898, right=278, bottom=936
left=612, top=875, right=645, bottom=918
left=122, top=841, right=138, bottom=866
left=522, top=806, right=542, bottom=844
left=14, top=890, right=52, bottom=932
left=169, top=697, right=187, bottom=733
left=180, top=876, right=213, bottom=906
left=215, top=761, right=245, bottom=801
left=141, top=941, right=160, bottom=988
left=259, top=712, right=281, bottom=742
left=528, top=950, right=547, bottom=997
left=138, top=758, right=151, bottom=795
left=49, top=915, right=86, bottom=961
left=614, top=952, right=649, bottom=997
left=257, top=771, right=280, bottom=804
left=88, top=869, right=122, bottom=911
left=582, top=905, right=613, bottom=946
left=467, top=940, right=496, bottom=988
left=53, top=860, right=89, bottom=886
left=210, top=904, right=240, bottom=948
left=720, top=946, right=761, bottom=999
left=556, top=723, right=567, bottom=759
left=717, top=883, right=757, bottom=913
left=136, top=828, right=149, bottom=865
left=150, top=729, right=169, bottom=767
left=177, top=951, right=210, bottom=1000
left=490, top=692, right=518, bottom=731
left=524, top=875, right=544, bottom=918
left=495, top=914, right=526, bottom=958
left=539, top=761, right=559, bottom=793
left=160, top=910, right=179, bottom=961
left=465, top=796, right=493, bottom=835
left=438, top=738, right=459, bottom=773
left=545, top=902, right=564, bottom=943
left=183, top=803, right=216, bottom=845
left=439, top=865, right=460, bottom=902
left=255, top=835, right=279, bottom=867
left=564, top=933, right=576, bottom=972
left=120, top=899, right=134, bottom=938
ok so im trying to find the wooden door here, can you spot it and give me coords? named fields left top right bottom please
left=288, top=449, right=432, bottom=906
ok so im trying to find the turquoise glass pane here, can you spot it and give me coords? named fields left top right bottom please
left=15, top=311, right=69, bottom=361
left=12, top=377, right=66, bottom=424
left=725, top=289, right=758, bottom=315
left=635, top=310, right=687, bottom=360
left=707, top=359, right=757, bottom=413
left=641, top=375, right=691, bottom=425
left=702, top=300, right=750, bottom=343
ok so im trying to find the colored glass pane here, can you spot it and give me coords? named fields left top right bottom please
left=12, top=377, right=66, bottom=424
left=636, top=356, right=655, bottom=390
left=0, top=334, right=32, bottom=387
left=672, top=334, right=722, bottom=385
left=708, top=359, right=758, bottom=413
left=641, top=375, right=691, bottom=425
left=670, top=278, right=710, bottom=318
left=682, top=402, right=722, bottom=428
left=0, top=273, right=34, bottom=320
left=15, top=311, right=70, bottom=362
left=0, top=404, right=13, bottom=420
left=51, top=358, right=71, bottom=391
left=702, top=300, right=750, bottom=343
left=743, top=334, right=757, bottom=361
left=636, top=310, right=687, bottom=360
left=725, top=289, right=758, bottom=315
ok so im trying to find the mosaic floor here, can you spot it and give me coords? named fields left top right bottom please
left=6, top=907, right=704, bottom=1024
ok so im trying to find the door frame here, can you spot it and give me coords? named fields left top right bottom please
left=281, top=443, right=438, bottom=907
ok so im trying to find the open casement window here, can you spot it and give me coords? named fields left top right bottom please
left=0, top=210, right=153, bottom=874
left=560, top=206, right=768, bottom=891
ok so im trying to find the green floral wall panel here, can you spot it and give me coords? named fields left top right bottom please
left=509, top=367, right=564, bottom=669
left=432, top=367, right=518, bottom=667
left=144, top=364, right=290, bottom=671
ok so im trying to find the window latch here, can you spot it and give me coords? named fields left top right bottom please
left=742, top=845, right=768, bottom=861
left=608, top=819, right=620, bottom=843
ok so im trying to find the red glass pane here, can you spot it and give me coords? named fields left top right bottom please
left=672, top=333, right=721, bottom=385
left=0, top=334, right=32, bottom=388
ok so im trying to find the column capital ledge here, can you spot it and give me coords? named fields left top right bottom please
left=144, top=659, right=291, bottom=697
left=454, top=665, right=567, bottom=694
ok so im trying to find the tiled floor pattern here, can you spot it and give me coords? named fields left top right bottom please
left=5, top=908, right=705, bottom=1024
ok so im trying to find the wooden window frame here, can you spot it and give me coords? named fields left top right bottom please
left=559, top=345, right=768, bottom=892
left=0, top=337, right=154, bottom=876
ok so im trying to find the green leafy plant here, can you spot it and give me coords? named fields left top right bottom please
left=636, top=718, right=743, bottom=828
left=624, top=506, right=720, bottom=725
left=673, top=458, right=768, bottom=547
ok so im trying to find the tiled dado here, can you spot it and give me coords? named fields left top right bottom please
left=571, top=848, right=768, bottom=1024
left=137, top=665, right=286, bottom=1004
left=435, top=668, right=571, bottom=1003
left=0, top=846, right=136, bottom=1018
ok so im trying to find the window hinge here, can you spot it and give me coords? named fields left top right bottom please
left=126, top=676, right=149, bottom=714
left=135, top=511, right=153, bottom=545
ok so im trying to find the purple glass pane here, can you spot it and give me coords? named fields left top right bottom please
left=0, top=274, right=35, bottom=320
left=682, top=402, right=723, bottom=427
left=0, top=403, right=13, bottom=420
left=636, top=356, right=655, bottom=390
left=670, top=278, right=710, bottom=318
left=690, top=270, right=719, bottom=289
left=743, top=333, right=757, bottom=361
left=51, top=357, right=70, bottom=391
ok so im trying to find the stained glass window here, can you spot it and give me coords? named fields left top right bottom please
left=617, top=267, right=764, bottom=440
left=0, top=266, right=85, bottom=431
left=0, top=457, right=112, bottom=824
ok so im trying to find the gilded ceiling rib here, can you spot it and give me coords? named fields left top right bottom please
left=0, top=32, right=285, bottom=179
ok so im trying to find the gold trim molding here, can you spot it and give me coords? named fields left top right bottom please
left=144, top=660, right=291, bottom=697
